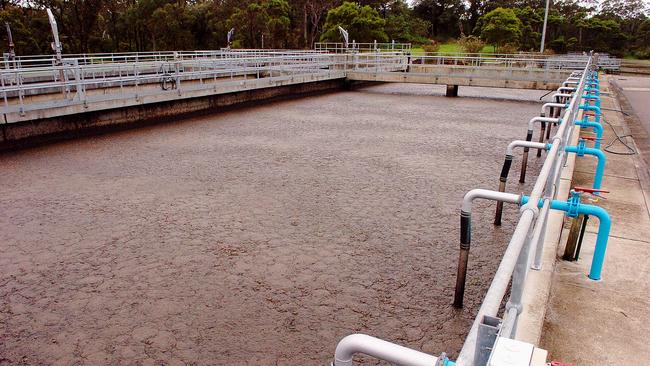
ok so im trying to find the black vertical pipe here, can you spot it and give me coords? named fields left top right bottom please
left=494, top=155, right=513, bottom=226
left=454, top=211, right=472, bottom=308
left=537, top=122, right=546, bottom=157
left=575, top=215, right=590, bottom=261
left=519, top=130, right=533, bottom=183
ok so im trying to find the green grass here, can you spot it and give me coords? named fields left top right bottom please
left=410, top=46, right=425, bottom=55
left=480, top=44, right=496, bottom=54
left=438, top=43, right=462, bottom=53
left=410, top=42, right=496, bottom=55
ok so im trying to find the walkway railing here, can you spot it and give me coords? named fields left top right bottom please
left=314, top=42, right=412, bottom=53
left=454, top=53, right=600, bottom=365
left=2, top=49, right=619, bottom=120
left=331, top=54, right=603, bottom=366
left=0, top=52, right=346, bottom=118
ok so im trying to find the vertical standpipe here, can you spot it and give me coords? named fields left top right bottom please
left=454, top=211, right=471, bottom=308
left=454, top=190, right=521, bottom=308
left=494, top=156, right=513, bottom=225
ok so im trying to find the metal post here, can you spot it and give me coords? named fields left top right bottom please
left=46, top=9, right=62, bottom=64
left=46, top=8, right=65, bottom=96
left=5, top=22, right=15, bottom=61
left=540, top=0, right=551, bottom=53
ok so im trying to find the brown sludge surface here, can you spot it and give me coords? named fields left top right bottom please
left=0, top=84, right=546, bottom=365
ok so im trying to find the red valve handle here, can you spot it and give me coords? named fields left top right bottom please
left=574, top=186, right=610, bottom=194
left=551, top=362, right=573, bottom=366
left=580, top=136, right=601, bottom=141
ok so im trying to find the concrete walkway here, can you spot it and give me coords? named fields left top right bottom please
left=539, top=75, right=650, bottom=364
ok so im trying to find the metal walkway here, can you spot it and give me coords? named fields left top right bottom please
left=1, top=50, right=598, bottom=123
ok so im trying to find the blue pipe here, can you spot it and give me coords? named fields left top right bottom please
left=521, top=195, right=611, bottom=280
left=564, top=144, right=606, bottom=192
left=541, top=141, right=606, bottom=191
left=579, top=104, right=602, bottom=123
left=575, top=118, right=604, bottom=149
left=582, top=95, right=601, bottom=108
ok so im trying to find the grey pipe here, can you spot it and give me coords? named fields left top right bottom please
left=520, top=117, right=560, bottom=183
left=455, top=189, right=521, bottom=308
left=332, top=334, right=441, bottom=366
left=495, top=141, right=548, bottom=225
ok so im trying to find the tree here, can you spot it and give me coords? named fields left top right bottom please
left=228, top=1, right=269, bottom=48
left=264, top=0, right=291, bottom=48
left=413, top=0, right=465, bottom=38
left=150, top=2, right=195, bottom=50
left=384, top=0, right=429, bottom=42
left=320, top=1, right=388, bottom=43
left=478, top=7, right=522, bottom=52
left=513, top=6, right=541, bottom=51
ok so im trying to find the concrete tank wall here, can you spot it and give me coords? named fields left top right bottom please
left=0, top=78, right=353, bottom=151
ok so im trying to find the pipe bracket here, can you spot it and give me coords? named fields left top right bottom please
left=505, top=301, right=523, bottom=315
left=520, top=201, right=539, bottom=217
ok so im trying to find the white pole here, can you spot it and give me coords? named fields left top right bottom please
left=540, top=0, right=551, bottom=53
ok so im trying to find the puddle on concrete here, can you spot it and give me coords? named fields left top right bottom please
left=0, top=83, right=548, bottom=364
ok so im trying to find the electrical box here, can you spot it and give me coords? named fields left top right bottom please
left=488, top=337, right=534, bottom=366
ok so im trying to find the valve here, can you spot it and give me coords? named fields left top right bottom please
left=567, top=190, right=582, bottom=218
left=574, top=186, right=609, bottom=195
left=574, top=186, right=609, bottom=203
left=580, top=135, right=601, bottom=142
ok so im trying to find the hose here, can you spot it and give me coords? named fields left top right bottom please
left=599, top=111, right=637, bottom=156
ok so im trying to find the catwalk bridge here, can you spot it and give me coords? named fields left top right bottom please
left=1, top=47, right=618, bottom=126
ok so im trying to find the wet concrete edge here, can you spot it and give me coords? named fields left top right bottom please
left=0, top=80, right=379, bottom=153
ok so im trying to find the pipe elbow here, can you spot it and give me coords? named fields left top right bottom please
left=506, top=141, right=519, bottom=156
left=528, top=117, right=559, bottom=131
left=588, top=147, right=606, bottom=162
left=333, top=334, right=442, bottom=366
left=507, top=140, right=548, bottom=155
left=462, top=189, right=485, bottom=213
left=333, top=334, right=366, bottom=366
left=462, top=189, right=520, bottom=213
left=580, top=204, right=612, bottom=233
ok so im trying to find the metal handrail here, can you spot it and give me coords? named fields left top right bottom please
left=454, top=54, right=595, bottom=365
left=1, top=50, right=590, bottom=119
